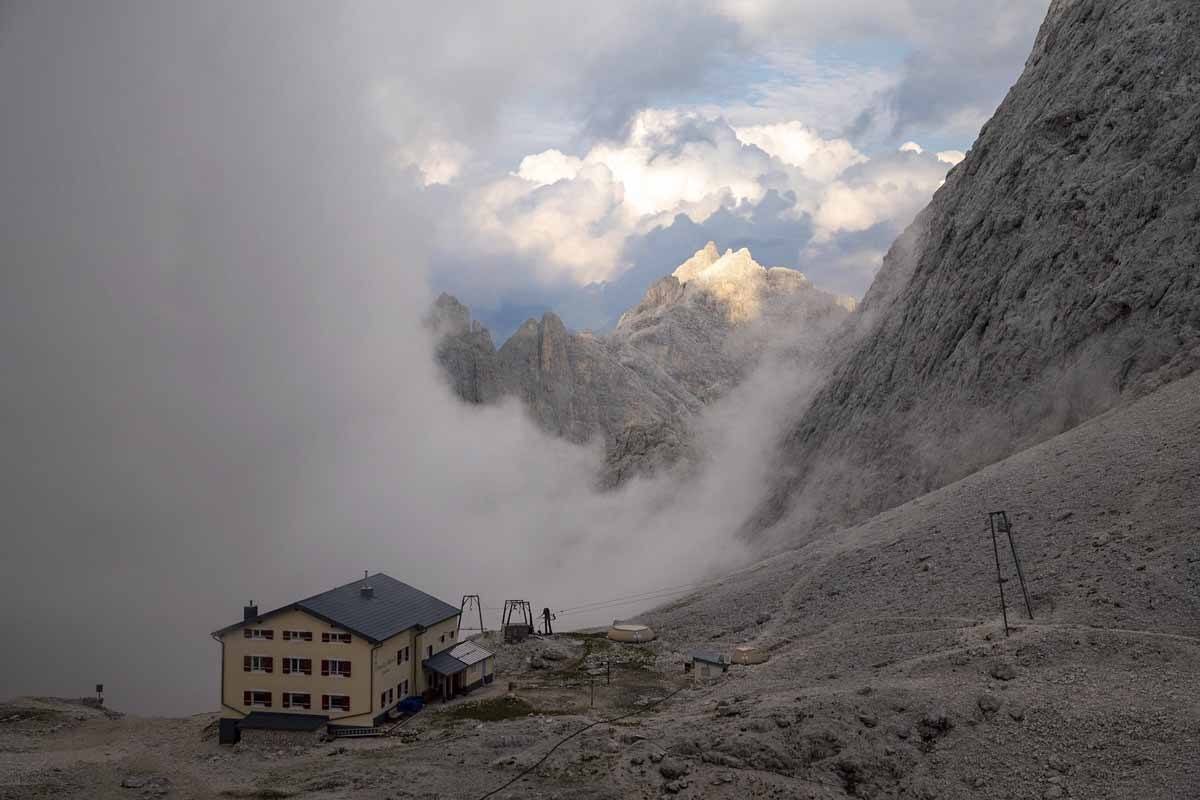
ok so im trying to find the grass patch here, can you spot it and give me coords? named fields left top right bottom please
left=566, top=635, right=657, bottom=675
left=442, top=696, right=537, bottom=722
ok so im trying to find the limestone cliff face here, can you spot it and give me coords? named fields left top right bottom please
left=433, top=245, right=851, bottom=485
left=753, top=0, right=1200, bottom=538
left=495, top=313, right=699, bottom=486
left=427, top=294, right=501, bottom=405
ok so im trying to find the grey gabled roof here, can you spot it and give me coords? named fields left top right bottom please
left=689, top=650, right=728, bottom=665
left=449, top=641, right=493, bottom=666
left=214, top=573, right=460, bottom=644
left=423, top=650, right=467, bottom=676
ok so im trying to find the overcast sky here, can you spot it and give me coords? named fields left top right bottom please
left=0, top=1, right=1048, bottom=715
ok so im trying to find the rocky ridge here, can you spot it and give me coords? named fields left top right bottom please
left=431, top=244, right=852, bottom=485
left=754, top=0, right=1200, bottom=539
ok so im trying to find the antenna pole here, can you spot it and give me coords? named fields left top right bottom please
left=989, top=513, right=1010, bottom=636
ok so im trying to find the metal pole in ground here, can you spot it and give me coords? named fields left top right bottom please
left=1007, top=525, right=1035, bottom=620
left=590, top=677, right=595, bottom=708
left=989, top=514, right=1010, bottom=636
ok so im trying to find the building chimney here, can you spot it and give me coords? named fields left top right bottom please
left=243, top=602, right=258, bottom=621
left=360, top=585, right=373, bottom=598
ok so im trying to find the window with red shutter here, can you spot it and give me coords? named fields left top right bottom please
left=244, top=629, right=251, bottom=639
left=321, top=659, right=329, bottom=676
left=243, top=691, right=251, bottom=705
left=282, top=659, right=290, bottom=674
left=321, top=695, right=329, bottom=710
left=243, top=655, right=251, bottom=671
left=265, top=657, right=274, bottom=673
left=344, top=661, right=351, bottom=677
left=301, top=658, right=311, bottom=675
left=264, top=630, right=273, bottom=640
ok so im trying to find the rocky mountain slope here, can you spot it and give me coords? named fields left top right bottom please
left=7, top=365, right=1198, bottom=800
left=753, top=0, right=1200, bottom=539
left=431, top=245, right=852, bottom=485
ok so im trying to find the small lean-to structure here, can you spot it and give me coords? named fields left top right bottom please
left=730, top=645, right=768, bottom=665
left=606, top=622, right=656, bottom=643
left=686, top=651, right=729, bottom=683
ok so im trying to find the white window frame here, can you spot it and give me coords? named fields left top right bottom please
left=245, top=628, right=272, bottom=640
left=322, top=631, right=352, bottom=644
left=282, top=630, right=312, bottom=641
left=282, top=656, right=311, bottom=675
left=282, top=692, right=311, bottom=710
left=247, top=655, right=270, bottom=673
left=325, top=694, right=350, bottom=712
left=246, top=690, right=271, bottom=707
left=326, top=659, right=351, bottom=678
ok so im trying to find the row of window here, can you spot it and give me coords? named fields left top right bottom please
left=380, top=680, right=410, bottom=709
left=243, top=691, right=350, bottom=712
left=242, top=657, right=351, bottom=677
left=243, top=628, right=353, bottom=643
left=246, top=627, right=454, bottom=647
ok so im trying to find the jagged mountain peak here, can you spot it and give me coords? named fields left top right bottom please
left=431, top=241, right=853, bottom=485
left=670, top=240, right=722, bottom=283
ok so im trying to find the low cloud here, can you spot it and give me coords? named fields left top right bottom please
left=0, top=0, right=806, bottom=718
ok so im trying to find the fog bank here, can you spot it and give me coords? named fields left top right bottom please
left=0, top=2, right=829, bottom=715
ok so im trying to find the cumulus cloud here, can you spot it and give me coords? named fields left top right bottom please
left=810, top=147, right=951, bottom=240
left=733, top=120, right=867, bottom=182
left=516, top=149, right=585, bottom=186
left=450, top=111, right=958, bottom=294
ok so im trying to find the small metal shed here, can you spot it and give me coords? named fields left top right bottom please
left=687, top=650, right=729, bottom=682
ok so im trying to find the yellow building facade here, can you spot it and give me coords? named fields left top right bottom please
left=212, top=573, right=476, bottom=742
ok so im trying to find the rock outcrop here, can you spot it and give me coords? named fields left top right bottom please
left=433, top=245, right=852, bottom=485
left=427, top=294, right=501, bottom=404
left=754, top=0, right=1200, bottom=538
